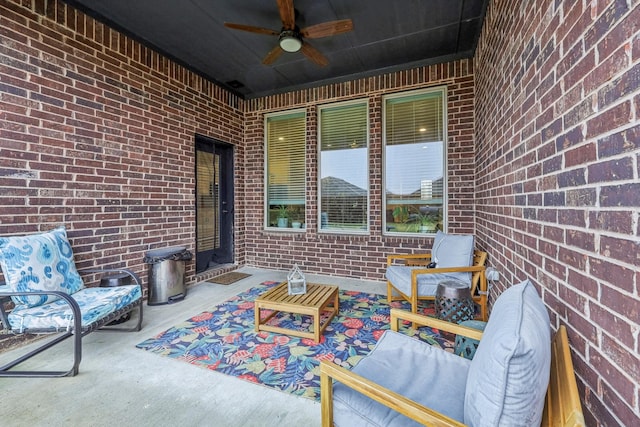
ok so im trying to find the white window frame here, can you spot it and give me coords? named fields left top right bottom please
left=382, top=86, right=448, bottom=236
left=317, top=99, right=370, bottom=235
left=264, top=108, right=307, bottom=231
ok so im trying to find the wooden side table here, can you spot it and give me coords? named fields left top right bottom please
left=254, top=281, right=339, bottom=342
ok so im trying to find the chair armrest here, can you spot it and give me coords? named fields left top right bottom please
left=409, top=265, right=486, bottom=276
left=320, top=360, right=465, bottom=427
left=390, top=308, right=484, bottom=341
left=387, top=253, right=432, bottom=266
left=542, top=326, right=586, bottom=427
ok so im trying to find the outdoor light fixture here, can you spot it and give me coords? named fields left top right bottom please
left=279, top=30, right=302, bottom=52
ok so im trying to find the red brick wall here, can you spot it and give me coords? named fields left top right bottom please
left=0, top=0, right=245, bottom=287
left=1, top=0, right=475, bottom=286
left=5, top=0, right=638, bottom=424
left=474, top=1, right=640, bottom=425
left=243, top=65, right=477, bottom=279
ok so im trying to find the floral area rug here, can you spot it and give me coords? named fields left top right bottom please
left=136, top=281, right=451, bottom=401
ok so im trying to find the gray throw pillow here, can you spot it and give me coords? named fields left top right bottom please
left=463, top=280, right=551, bottom=426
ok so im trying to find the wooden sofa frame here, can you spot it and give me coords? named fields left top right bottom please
left=320, top=309, right=585, bottom=427
left=0, top=268, right=143, bottom=378
left=387, top=250, right=489, bottom=321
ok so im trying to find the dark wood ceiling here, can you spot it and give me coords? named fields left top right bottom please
left=62, top=0, right=489, bottom=99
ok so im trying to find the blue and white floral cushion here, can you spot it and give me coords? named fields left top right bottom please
left=0, top=227, right=84, bottom=308
left=7, top=285, right=142, bottom=332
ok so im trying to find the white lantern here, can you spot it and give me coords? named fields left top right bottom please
left=287, top=264, right=307, bottom=295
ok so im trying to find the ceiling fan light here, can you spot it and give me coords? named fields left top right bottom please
left=279, top=31, right=302, bottom=52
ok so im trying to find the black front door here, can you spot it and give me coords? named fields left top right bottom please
left=195, top=135, right=234, bottom=273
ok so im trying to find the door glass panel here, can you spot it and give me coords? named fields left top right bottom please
left=196, top=137, right=233, bottom=273
left=196, top=150, right=220, bottom=252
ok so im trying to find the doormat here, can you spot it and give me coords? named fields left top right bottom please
left=208, top=271, right=252, bottom=285
left=135, top=281, right=449, bottom=401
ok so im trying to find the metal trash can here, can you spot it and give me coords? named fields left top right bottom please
left=144, top=246, right=192, bottom=305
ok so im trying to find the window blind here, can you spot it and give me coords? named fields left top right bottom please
left=266, top=111, right=306, bottom=226
left=384, top=88, right=446, bottom=234
left=386, top=91, right=443, bottom=145
left=319, top=101, right=368, bottom=231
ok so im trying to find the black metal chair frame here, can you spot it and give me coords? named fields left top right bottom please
left=0, top=268, right=143, bottom=378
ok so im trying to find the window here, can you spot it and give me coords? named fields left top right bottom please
left=318, top=100, right=369, bottom=232
left=265, top=110, right=306, bottom=229
left=383, top=87, right=446, bottom=234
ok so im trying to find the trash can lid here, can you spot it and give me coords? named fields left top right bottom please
left=144, top=246, right=192, bottom=263
left=145, top=246, right=187, bottom=258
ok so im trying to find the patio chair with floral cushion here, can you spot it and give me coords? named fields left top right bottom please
left=0, top=227, right=143, bottom=377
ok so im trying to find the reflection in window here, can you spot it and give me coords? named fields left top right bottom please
left=384, top=88, right=446, bottom=234
left=319, top=101, right=369, bottom=232
left=265, top=110, right=306, bottom=229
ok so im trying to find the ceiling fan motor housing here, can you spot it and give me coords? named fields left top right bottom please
left=279, top=29, right=302, bottom=52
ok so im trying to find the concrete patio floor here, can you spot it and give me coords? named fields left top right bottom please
left=0, top=267, right=385, bottom=427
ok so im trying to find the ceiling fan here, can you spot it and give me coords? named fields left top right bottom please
left=224, top=0, right=353, bottom=66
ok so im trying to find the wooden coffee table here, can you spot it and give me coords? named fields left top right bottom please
left=254, top=281, right=339, bottom=342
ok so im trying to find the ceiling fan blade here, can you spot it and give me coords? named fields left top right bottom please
left=224, top=22, right=279, bottom=36
left=277, top=0, right=296, bottom=30
left=263, top=45, right=284, bottom=65
left=301, top=42, right=329, bottom=67
left=301, top=19, right=353, bottom=39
